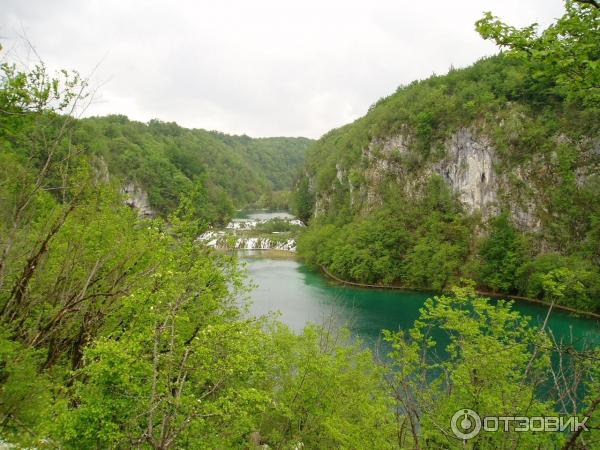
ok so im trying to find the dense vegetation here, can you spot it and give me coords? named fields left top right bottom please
left=295, top=0, right=600, bottom=313
left=74, top=115, right=311, bottom=223
left=0, top=2, right=598, bottom=448
left=0, top=60, right=395, bottom=448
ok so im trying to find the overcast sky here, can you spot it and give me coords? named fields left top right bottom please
left=1, top=0, right=566, bottom=138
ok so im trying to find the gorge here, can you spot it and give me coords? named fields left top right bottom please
left=0, top=1, right=598, bottom=448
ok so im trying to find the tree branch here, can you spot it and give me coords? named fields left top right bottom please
left=575, top=0, right=599, bottom=9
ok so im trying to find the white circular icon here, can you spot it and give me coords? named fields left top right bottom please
left=451, top=409, right=482, bottom=440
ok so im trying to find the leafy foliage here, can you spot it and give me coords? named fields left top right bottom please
left=1, top=4, right=599, bottom=446
left=290, top=176, right=314, bottom=224
left=384, top=285, right=567, bottom=449
left=295, top=1, right=600, bottom=312
left=299, top=178, right=472, bottom=289
left=476, top=0, right=600, bottom=106
left=74, top=116, right=311, bottom=219
left=0, top=61, right=395, bottom=449
left=478, top=213, right=527, bottom=293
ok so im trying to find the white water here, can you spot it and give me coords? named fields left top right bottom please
left=197, top=212, right=301, bottom=252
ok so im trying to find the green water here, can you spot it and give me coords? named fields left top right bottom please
left=242, top=252, right=600, bottom=350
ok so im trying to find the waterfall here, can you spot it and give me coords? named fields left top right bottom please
left=197, top=214, right=301, bottom=252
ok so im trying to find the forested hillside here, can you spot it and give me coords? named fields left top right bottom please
left=295, top=1, right=600, bottom=313
left=0, top=58, right=394, bottom=449
left=1, top=1, right=599, bottom=448
left=74, top=115, right=311, bottom=222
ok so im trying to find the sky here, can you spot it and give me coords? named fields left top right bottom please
left=1, top=0, right=566, bottom=139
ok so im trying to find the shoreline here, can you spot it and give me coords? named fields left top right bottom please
left=318, top=265, right=600, bottom=320
left=232, top=247, right=600, bottom=320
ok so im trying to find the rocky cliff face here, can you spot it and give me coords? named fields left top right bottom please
left=313, top=126, right=544, bottom=230
left=122, top=182, right=155, bottom=218
left=434, top=128, right=496, bottom=215
left=91, top=155, right=157, bottom=219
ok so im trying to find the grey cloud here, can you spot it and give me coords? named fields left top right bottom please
left=1, top=0, right=566, bottom=138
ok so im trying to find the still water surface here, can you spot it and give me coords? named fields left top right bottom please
left=242, top=252, right=600, bottom=350
left=235, top=210, right=295, bottom=221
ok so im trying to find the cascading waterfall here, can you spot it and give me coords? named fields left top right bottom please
left=197, top=216, right=301, bottom=252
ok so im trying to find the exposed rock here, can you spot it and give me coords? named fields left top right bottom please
left=335, top=163, right=345, bottom=184
left=575, top=138, right=600, bottom=187
left=314, top=191, right=332, bottom=217
left=122, top=182, right=155, bottom=218
left=375, top=132, right=412, bottom=160
left=510, top=201, right=540, bottom=230
left=313, top=127, right=545, bottom=229
left=91, top=155, right=110, bottom=185
left=434, top=128, right=497, bottom=217
left=357, top=128, right=500, bottom=218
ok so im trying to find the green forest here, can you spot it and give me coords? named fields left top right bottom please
left=295, top=1, right=600, bottom=314
left=75, top=115, right=311, bottom=222
left=0, top=0, right=599, bottom=449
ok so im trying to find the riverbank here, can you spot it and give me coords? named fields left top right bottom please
left=318, top=265, right=600, bottom=320
left=243, top=254, right=599, bottom=352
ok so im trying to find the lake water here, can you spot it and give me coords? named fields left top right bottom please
left=241, top=252, right=600, bottom=351
left=235, top=210, right=295, bottom=221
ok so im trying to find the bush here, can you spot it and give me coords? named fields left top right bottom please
left=516, top=253, right=600, bottom=311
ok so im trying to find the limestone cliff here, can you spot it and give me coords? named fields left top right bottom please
left=299, top=55, right=599, bottom=247
left=309, top=124, right=596, bottom=235
left=122, top=182, right=155, bottom=218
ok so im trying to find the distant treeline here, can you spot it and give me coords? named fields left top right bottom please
left=75, top=115, right=311, bottom=223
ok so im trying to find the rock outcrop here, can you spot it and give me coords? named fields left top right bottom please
left=435, top=128, right=496, bottom=215
left=313, top=127, right=543, bottom=229
left=122, top=182, right=155, bottom=218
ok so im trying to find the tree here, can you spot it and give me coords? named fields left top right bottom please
left=479, top=213, right=525, bottom=293
left=292, top=176, right=314, bottom=224
left=476, top=0, right=600, bottom=106
left=516, top=254, right=600, bottom=311
left=384, top=284, right=557, bottom=449
left=256, top=324, right=396, bottom=449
